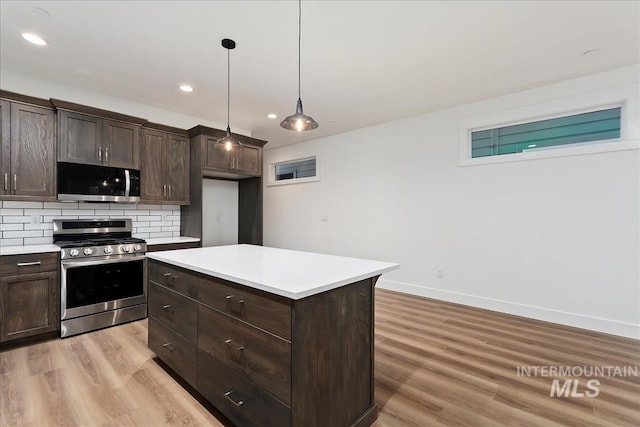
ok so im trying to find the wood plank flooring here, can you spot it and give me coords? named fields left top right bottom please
left=1, top=288, right=638, bottom=426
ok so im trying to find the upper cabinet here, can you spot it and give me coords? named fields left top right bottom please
left=0, top=92, right=56, bottom=201
left=140, top=124, right=190, bottom=205
left=195, top=126, right=265, bottom=179
left=53, top=99, right=144, bottom=169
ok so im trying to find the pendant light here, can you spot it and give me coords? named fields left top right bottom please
left=280, top=0, right=318, bottom=132
left=216, top=38, right=241, bottom=151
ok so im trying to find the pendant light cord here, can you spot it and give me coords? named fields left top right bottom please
left=227, top=47, right=231, bottom=128
left=297, top=0, right=301, bottom=99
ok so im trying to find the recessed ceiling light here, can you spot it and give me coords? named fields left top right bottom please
left=21, top=33, right=47, bottom=46
left=267, top=113, right=278, bottom=119
left=179, top=84, right=194, bottom=92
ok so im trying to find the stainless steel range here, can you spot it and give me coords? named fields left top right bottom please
left=53, top=218, right=147, bottom=337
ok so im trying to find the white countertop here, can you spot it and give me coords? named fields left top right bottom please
left=0, top=244, right=61, bottom=256
left=146, top=236, right=201, bottom=246
left=146, top=244, right=399, bottom=300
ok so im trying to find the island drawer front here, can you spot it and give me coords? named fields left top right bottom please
left=148, top=317, right=197, bottom=387
left=0, top=252, right=58, bottom=276
left=148, top=261, right=198, bottom=299
left=149, top=282, right=197, bottom=343
left=198, top=348, right=291, bottom=427
left=198, top=304, right=291, bottom=405
left=198, top=277, right=292, bottom=340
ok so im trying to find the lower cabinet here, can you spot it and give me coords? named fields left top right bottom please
left=0, top=252, right=59, bottom=343
left=147, top=259, right=377, bottom=427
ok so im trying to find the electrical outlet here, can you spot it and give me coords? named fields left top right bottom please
left=320, top=215, right=329, bottom=222
left=437, top=269, right=444, bottom=278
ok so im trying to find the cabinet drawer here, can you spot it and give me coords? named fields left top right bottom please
left=148, top=282, right=197, bottom=342
left=148, top=317, right=197, bottom=387
left=0, top=252, right=58, bottom=276
left=198, top=276, right=291, bottom=340
left=198, top=305, right=291, bottom=405
left=148, top=261, right=197, bottom=299
left=198, top=348, right=291, bottom=427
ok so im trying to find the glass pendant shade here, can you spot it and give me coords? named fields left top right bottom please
left=218, top=125, right=241, bottom=152
left=280, top=98, right=318, bottom=132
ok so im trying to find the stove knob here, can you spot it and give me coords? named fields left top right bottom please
left=121, top=245, right=130, bottom=253
left=133, top=244, right=142, bottom=252
left=83, top=248, right=94, bottom=256
left=104, top=247, right=113, bottom=255
left=69, top=249, right=79, bottom=257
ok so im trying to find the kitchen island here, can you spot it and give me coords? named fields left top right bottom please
left=146, top=244, right=399, bottom=427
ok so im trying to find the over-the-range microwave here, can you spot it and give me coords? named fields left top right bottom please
left=57, top=162, right=141, bottom=203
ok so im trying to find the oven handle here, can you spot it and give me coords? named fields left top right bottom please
left=61, top=255, right=146, bottom=268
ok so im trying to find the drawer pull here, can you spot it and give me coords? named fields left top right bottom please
left=162, top=304, right=175, bottom=313
left=17, top=261, right=42, bottom=267
left=162, top=342, right=176, bottom=352
left=224, top=339, right=245, bottom=352
left=224, top=390, right=244, bottom=407
left=225, top=295, right=245, bottom=315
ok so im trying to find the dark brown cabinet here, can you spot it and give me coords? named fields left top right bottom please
left=0, top=94, right=56, bottom=200
left=202, top=132, right=263, bottom=178
left=147, top=259, right=378, bottom=427
left=140, top=125, right=190, bottom=205
left=52, top=99, right=145, bottom=170
left=58, top=110, right=140, bottom=169
left=0, top=252, right=59, bottom=343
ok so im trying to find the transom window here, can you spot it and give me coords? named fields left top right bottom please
left=471, top=107, right=621, bottom=158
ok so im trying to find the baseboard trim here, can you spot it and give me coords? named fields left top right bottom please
left=377, top=279, right=640, bottom=340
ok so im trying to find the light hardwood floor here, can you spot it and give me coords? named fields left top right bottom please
left=1, top=289, right=638, bottom=426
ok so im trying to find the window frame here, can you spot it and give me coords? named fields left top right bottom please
left=458, top=81, right=639, bottom=166
left=266, top=155, right=320, bottom=187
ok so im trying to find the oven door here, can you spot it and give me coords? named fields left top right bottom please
left=61, top=255, right=147, bottom=321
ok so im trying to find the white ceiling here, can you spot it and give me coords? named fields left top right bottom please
left=1, top=1, right=638, bottom=149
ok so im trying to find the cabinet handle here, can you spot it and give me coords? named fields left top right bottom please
left=105, top=148, right=109, bottom=163
left=163, top=272, right=172, bottom=277
left=17, top=261, right=41, bottom=267
left=13, top=174, right=17, bottom=191
left=224, top=339, right=245, bottom=352
left=98, top=147, right=102, bottom=162
left=3, top=173, right=7, bottom=191
left=168, top=185, right=171, bottom=197
left=162, top=304, right=175, bottom=313
left=162, top=342, right=176, bottom=352
left=225, top=295, right=245, bottom=315
left=163, top=185, right=167, bottom=197
left=224, top=390, right=244, bottom=407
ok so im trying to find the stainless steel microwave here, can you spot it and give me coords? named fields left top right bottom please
left=57, top=162, right=141, bottom=203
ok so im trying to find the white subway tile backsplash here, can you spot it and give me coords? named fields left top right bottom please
left=2, top=216, right=31, bottom=224
left=137, top=204, right=162, bottom=210
left=0, top=223, right=23, bottom=231
left=24, top=209, right=61, bottom=216
left=1, top=202, right=181, bottom=246
left=44, top=201, right=78, bottom=209
left=2, top=201, right=43, bottom=208
left=1, top=238, right=24, bottom=246
left=3, top=230, right=42, bottom=239
left=23, top=237, right=53, bottom=245
left=0, top=209, right=24, bottom=216
left=24, top=222, right=53, bottom=230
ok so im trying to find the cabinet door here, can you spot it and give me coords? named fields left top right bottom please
left=0, top=271, right=58, bottom=342
left=203, top=137, right=233, bottom=173
left=0, top=100, right=9, bottom=197
left=103, top=119, right=140, bottom=169
left=10, top=103, right=55, bottom=198
left=58, top=110, right=103, bottom=165
left=140, top=128, right=165, bottom=202
left=236, top=145, right=261, bottom=176
left=167, top=134, right=190, bottom=204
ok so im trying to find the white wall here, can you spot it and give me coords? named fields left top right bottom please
left=202, top=179, right=239, bottom=247
left=264, top=65, right=640, bottom=339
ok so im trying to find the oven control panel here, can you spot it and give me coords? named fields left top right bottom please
left=60, top=243, right=147, bottom=259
